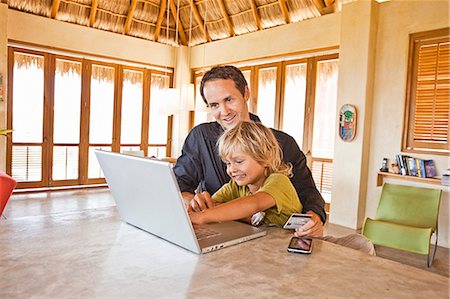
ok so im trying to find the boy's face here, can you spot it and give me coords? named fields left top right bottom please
left=202, top=79, right=250, bottom=130
left=223, top=147, right=267, bottom=193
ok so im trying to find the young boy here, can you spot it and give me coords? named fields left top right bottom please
left=188, top=121, right=301, bottom=227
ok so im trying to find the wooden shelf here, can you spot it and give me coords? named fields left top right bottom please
left=376, top=172, right=442, bottom=187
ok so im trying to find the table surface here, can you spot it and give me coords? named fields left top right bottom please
left=0, top=207, right=448, bottom=298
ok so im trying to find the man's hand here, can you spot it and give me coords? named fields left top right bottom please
left=294, top=211, right=324, bottom=238
left=188, top=191, right=215, bottom=212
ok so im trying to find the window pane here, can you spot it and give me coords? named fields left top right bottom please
left=52, top=146, right=79, bottom=180
left=121, top=69, right=143, bottom=144
left=194, top=75, right=209, bottom=126
left=312, top=60, right=339, bottom=159
left=282, top=63, right=307, bottom=147
left=12, top=53, right=44, bottom=143
left=148, top=146, right=166, bottom=158
left=11, top=145, right=42, bottom=182
left=242, top=69, right=252, bottom=111
left=54, top=59, right=82, bottom=144
left=90, top=65, right=115, bottom=144
left=311, top=159, right=333, bottom=203
left=257, top=67, right=277, bottom=128
left=88, top=146, right=111, bottom=179
left=149, top=74, right=169, bottom=144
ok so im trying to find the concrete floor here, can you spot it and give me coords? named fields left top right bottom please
left=4, top=187, right=449, bottom=277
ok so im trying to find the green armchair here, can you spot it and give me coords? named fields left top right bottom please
left=362, top=183, right=441, bottom=267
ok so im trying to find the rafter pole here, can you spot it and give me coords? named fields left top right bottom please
left=124, top=0, right=138, bottom=34
left=154, top=0, right=167, bottom=41
left=249, top=0, right=262, bottom=30
left=312, top=0, right=325, bottom=15
left=190, top=0, right=211, bottom=42
left=51, top=0, right=61, bottom=19
left=169, top=0, right=187, bottom=45
left=89, top=0, right=99, bottom=27
left=217, top=0, right=234, bottom=37
left=278, top=0, right=290, bottom=24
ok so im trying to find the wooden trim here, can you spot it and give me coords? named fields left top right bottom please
left=124, top=0, right=138, bottom=35
left=154, top=0, right=167, bottom=42
left=79, top=60, right=91, bottom=185
left=6, top=47, right=14, bottom=176
left=302, top=57, right=317, bottom=168
left=9, top=40, right=175, bottom=72
left=191, top=46, right=339, bottom=72
left=274, top=62, right=283, bottom=130
left=141, top=69, right=151, bottom=155
left=50, top=0, right=61, bottom=19
left=166, top=115, right=173, bottom=157
left=402, top=28, right=450, bottom=155
left=112, top=65, right=122, bottom=152
left=89, top=0, right=99, bottom=27
left=169, top=0, right=187, bottom=45
left=376, top=172, right=441, bottom=187
left=190, top=0, right=211, bottom=43
left=44, top=53, right=55, bottom=187
left=249, top=0, right=262, bottom=30
left=217, top=0, right=235, bottom=37
left=278, top=0, right=290, bottom=24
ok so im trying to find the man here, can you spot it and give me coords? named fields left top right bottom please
left=173, top=66, right=325, bottom=237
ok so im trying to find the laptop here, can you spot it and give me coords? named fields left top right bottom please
left=95, top=150, right=266, bottom=254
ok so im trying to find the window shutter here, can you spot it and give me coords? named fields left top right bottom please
left=413, top=40, right=450, bottom=143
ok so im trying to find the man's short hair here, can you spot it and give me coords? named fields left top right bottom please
left=200, top=65, right=248, bottom=105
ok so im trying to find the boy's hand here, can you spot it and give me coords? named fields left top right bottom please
left=294, top=211, right=324, bottom=238
left=188, top=210, right=206, bottom=225
left=189, top=191, right=215, bottom=212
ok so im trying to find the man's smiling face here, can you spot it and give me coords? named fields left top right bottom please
left=202, top=79, right=250, bottom=130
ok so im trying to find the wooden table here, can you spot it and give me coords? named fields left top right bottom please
left=0, top=207, right=448, bottom=298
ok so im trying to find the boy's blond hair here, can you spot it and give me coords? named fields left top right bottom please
left=217, top=121, right=292, bottom=177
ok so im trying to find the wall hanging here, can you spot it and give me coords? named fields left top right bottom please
left=339, top=104, right=356, bottom=142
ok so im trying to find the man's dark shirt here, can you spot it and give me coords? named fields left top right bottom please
left=173, top=114, right=326, bottom=223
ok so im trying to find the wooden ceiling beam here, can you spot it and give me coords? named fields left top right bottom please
left=311, top=0, right=325, bottom=15
left=278, top=0, right=290, bottom=24
left=154, top=0, right=167, bottom=41
left=124, top=0, right=138, bottom=34
left=50, top=0, right=61, bottom=19
left=89, top=0, right=99, bottom=27
left=217, top=0, right=235, bottom=37
left=249, top=0, right=262, bottom=30
left=169, top=0, right=187, bottom=45
left=190, top=0, right=211, bottom=43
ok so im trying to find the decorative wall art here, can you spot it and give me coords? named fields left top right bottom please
left=339, top=104, right=357, bottom=142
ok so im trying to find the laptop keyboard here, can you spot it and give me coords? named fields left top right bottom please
left=194, top=226, right=222, bottom=241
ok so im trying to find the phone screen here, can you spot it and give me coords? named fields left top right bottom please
left=287, top=237, right=312, bottom=254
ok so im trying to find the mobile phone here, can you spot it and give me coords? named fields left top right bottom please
left=287, top=237, right=313, bottom=254
left=283, top=213, right=312, bottom=230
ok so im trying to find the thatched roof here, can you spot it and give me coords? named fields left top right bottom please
left=7, top=0, right=357, bottom=47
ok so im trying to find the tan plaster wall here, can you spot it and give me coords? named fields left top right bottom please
left=190, top=12, right=340, bottom=68
left=7, top=9, right=174, bottom=67
left=367, top=0, right=450, bottom=247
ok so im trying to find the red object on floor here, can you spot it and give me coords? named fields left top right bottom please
left=0, top=171, right=16, bottom=217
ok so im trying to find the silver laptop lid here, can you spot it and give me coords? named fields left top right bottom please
left=95, top=150, right=202, bottom=254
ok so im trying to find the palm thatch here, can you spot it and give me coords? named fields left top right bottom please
left=8, top=0, right=356, bottom=46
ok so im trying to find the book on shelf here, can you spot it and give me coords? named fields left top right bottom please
left=424, top=160, right=436, bottom=178
left=394, top=155, right=436, bottom=178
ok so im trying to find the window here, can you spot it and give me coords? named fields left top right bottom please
left=404, top=28, right=450, bottom=154
left=7, top=47, right=173, bottom=189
